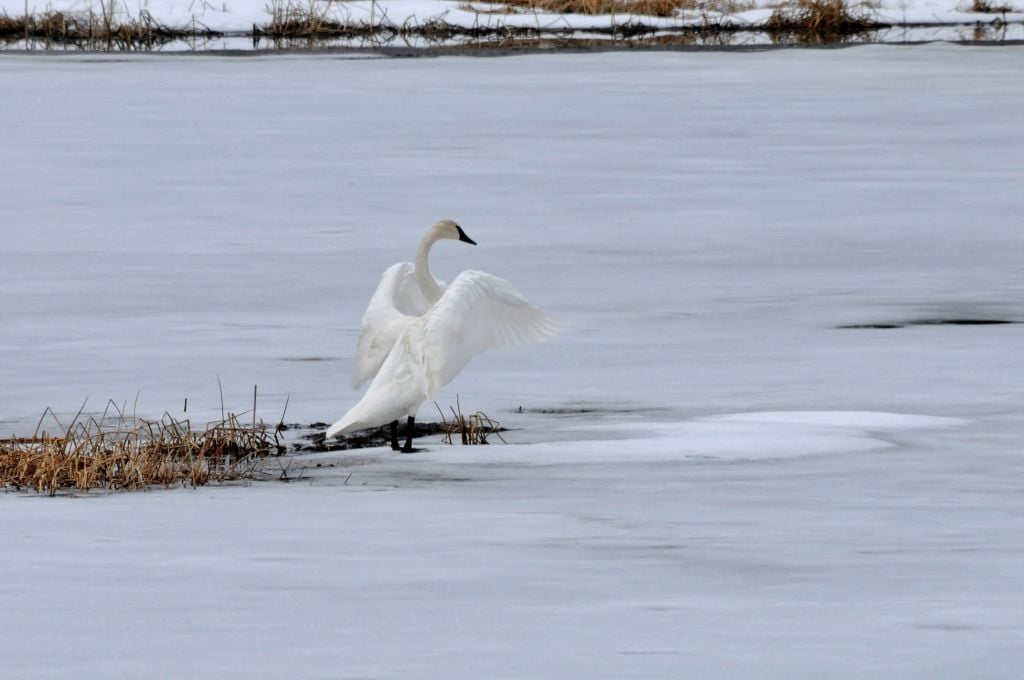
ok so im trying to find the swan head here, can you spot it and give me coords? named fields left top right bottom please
left=433, top=219, right=476, bottom=246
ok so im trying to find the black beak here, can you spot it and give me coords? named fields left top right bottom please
left=456, top=225, right=476, bottom=245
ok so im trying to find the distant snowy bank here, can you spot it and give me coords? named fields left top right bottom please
left=2, top=0, right=1021, bottom=31
left=0, top=0, right=1021, bottom=48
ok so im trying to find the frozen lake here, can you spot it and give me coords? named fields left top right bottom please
left=2, top=46, right=1024, bottom=677
left=3, top=45, right=1022, bottom=432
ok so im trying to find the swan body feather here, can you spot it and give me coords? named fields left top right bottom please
left=350, top=262, right=438, bottom=389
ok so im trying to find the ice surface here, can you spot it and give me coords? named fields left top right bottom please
left=3, top=411, right=1024, bottom=679
left=501, top=411, right=972, bottom=463
left=2, top=46, right=1022, bottom=433
left=2, top=47, right=1024, bottom=678
left=700, top=410, right=968, bottom=429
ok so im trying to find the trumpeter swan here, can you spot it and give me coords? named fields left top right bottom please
left=328, top=219, right=556, bottom=451
left=348, top=218, right=475, bottom=449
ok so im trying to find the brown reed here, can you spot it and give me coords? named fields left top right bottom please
left=436, top=398, right=506, bottom=446
left=1, top=401, right=284, bottom=495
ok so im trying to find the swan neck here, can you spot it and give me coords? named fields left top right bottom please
left=415, top=231, right=444, bottom=304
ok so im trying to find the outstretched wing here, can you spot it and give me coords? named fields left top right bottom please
left=421, top=269, right=557, bottom=397
left=351, top=262, right=432, bottom=388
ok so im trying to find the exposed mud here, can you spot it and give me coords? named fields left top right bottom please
left=284, top=421, right=450, bottom=452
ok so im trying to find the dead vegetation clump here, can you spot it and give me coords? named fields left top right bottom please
left=257, top=0, right=547, bottom=43
left=970, top=0, right=1014, bottom=11
left=261, top=0, right=355, bottom=37
left=764, top=0, right=886, bottom=42
left=0, top=6, right=220, bottom=48
left=475, top=0, right=698, bottom=16
left=1, top=402, right=284, bottom=496
left=437, top=400, right=506, bottom=446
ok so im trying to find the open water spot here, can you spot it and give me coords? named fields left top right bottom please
left=910, top=319, right=1017, bottom=326
left=837, top=319, right=1018, bottom=329
left=395, top=472, right=473, bottom=484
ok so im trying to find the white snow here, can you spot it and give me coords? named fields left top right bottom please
left=2, top=46, right=1024, bottom=678
left=516, top=411, right=971, bottom=463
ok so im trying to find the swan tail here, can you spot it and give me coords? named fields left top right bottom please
left=326, top=384, right=413, bottom=439
left=325, top=414, right=358, bottom=439
left=326, top=401, right=376, bottom=439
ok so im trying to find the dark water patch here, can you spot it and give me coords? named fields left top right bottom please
left=912, top=319, right=1017, bottom=326
left=402, top=473, right=473, bottom=483
left=519, top=406, right=648, bottom=415
left=280, top=356, right=341, bottom=362
left=522, top=407, right=604, bottom=415
left=516, top=405, right=670, bottom=418
left=837, top=319, right=1018, bottom=329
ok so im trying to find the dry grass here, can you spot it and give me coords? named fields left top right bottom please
left=0, top=12, right=24, bottom=35
left=257, top=0, right=757, bottom=46
left=2, top=0, right=889, bottom=49
left=0, top=5, right=219, bottom=47
left=472, top=0, right=699, bottom=16
left=262, top=0, right=352, bottom=36
left=436, top=399, right=506, bottom=446
left=764, top=0, right=884, bottom=40
left=971, top=0, right=1014, bottom=11
left=1, top=401, right=284, bottom=495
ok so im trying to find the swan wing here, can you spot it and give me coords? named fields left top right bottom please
left=421, top=270, right=557, bottom=395
left=351, top=262, right=432, bottom=388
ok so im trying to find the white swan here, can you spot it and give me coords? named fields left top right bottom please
left=347, top=218, right=474, bottom=449
left=327, top=219, right=556, bottom=451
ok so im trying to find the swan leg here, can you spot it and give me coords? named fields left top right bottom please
left=389, top=420, right=401, bottom=451
left=401, top=416, right=417, bottom=453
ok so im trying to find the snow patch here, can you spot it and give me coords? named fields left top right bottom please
left=369, top=410, right=968, bottom=466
